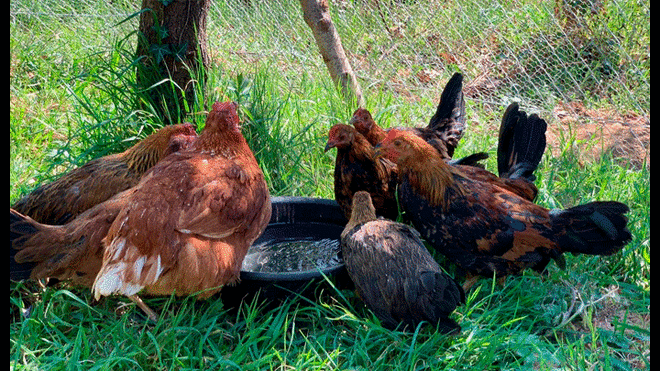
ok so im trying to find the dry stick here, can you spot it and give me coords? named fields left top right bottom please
left=299, top=0, right=364, bottom=107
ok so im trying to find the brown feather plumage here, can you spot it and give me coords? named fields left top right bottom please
left=325, top=124, right=399, bottom=220
left=11, top=192, right=129, bottom=286
left=341, top=191, right=464, bottom=333
left=93, top=101, right=271, bottom=300
left=12, top=123, right=198, bottom=225
left=376, top=130, right=631, bottom=285
left=11, top=102, right=271, bottom=320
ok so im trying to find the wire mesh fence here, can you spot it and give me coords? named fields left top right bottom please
left=355, top=0, right=649, bottom=113
left=11, top=0, right=650, bottom=166
left=11, top=0, right=650, bottom=110
left=327, top=0, right=650, bottom=167
left=213, top=0, right=649, bottom=168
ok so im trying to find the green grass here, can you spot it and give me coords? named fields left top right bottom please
left=10, top=0, right=649, bottom=369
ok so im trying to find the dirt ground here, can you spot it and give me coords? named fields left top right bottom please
left=546, top=101, right=650, bottom=171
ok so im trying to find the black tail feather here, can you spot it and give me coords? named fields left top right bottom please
left=551, top=201, right=632, bottom=256
left=497, top=102, right=547, bottom=181
left=428, top=72, right=465, bottom=130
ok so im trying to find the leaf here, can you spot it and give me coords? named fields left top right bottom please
left=152, top=24, right=169, bottom=41
left=171, top=42, right=189, bottom=62
left=150, top=43, right=171, bottom=64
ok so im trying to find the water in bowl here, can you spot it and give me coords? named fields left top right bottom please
left=242, top=237, right=342, bottom=273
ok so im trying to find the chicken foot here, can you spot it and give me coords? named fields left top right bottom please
left=129, top=295, right=158, bottom=322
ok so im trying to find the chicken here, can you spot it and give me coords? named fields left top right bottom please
left=350, top=72, right=468, bottom=161
left=325, top=124, right=399, bottom=221
left=341, top=191, right=464, bottom=333
left=12, top=123, right=198, bottom=225
left=11, top=102, right=272, bottom=321
left=455, top=102, right=547, bottom=202
left=349, top=107, right=385, bottom=148
left=375, top=129, right=632, bottom=289
left=10, top=128, right=198, bottom=287
left=327, top=102, right=540, bottom=222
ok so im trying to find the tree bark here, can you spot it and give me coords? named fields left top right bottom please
left=299, top=0, right=364, bottom=107
left=136, top=0, right=210, bottom=125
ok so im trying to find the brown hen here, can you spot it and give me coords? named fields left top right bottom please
left=375, top=129, right=631, bottom=289
left=11, top=102, right=272, bottom=320
left=12, top=123, right=198, bottom=225
left=341, top=191, right=464, bottom=333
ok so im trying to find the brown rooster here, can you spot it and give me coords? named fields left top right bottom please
left=351, top=72, right=468, bottom=160
left=12, top=123, right=198, bottom=225
left=325, top=124, right=399, bottom=221
left=11, top=102, right=272, bottom=321
left=375, top=129, right=631, bottom=289
left=341, top=191, right=464, bottom=333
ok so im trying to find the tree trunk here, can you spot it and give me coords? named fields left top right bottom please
left=299, top=0, right=364, bottom=107
left=136, top=0, right=210, bottom=125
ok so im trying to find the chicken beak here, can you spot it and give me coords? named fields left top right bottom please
left=324, top=141, right=335, bottom=152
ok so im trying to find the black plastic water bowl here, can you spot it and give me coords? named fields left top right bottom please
left=221, top=196, right=350, bottom=307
